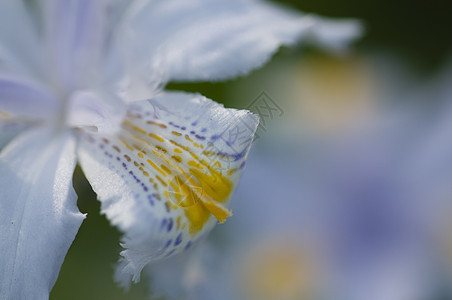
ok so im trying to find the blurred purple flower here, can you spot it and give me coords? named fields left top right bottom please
left=146, top=60, right=452, bottom=300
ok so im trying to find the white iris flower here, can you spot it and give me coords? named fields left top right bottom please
left=0, top=0, right=361, bottom=298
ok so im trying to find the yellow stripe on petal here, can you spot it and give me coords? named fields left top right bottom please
left=200, top=200, right=232, bottom=223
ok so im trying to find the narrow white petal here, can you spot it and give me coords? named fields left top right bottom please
left=43, top=0, right=110, bottom=91
left=305, top=17, right=363, bottom=51
left=0, top=128, right=85, bottom=299
left=0, top=1, right=43, bottom=77
left=0, top=73, right=60, bottom=120
left=123, top=0, right=362, bottom=83
left=77, top=92, right=258, bottom=286
left=0, top=118, right=32, bottom=149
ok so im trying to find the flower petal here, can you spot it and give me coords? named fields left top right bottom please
left=0, top=128, right=85, bottom=298
left=77, top=92, right=258, bottom=286
left=304, top=17, right=364, bottom=51
left=123, top=0, right=362, bottom=83
left=43, top=0, right=110, bottom=91
left=0, top=117, right=32, bottom=150
left=0, top=73, right=60, bottom=120
left=0, top=1, right=43, bottom=77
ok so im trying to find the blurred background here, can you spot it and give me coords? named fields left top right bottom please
left=51, top=0, right=452, bottom=299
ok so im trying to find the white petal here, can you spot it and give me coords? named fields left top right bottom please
left=77, top=92, right=258, bottom=286
left=0, top=118, right=32, bottom=149
left=0, top=1, right=43, bottom=77
left=123, top=0, right=362, bottom=83
left=0, top=128, right=85, bottom=299
left=0, top=73, right=60, bottom=120
left=305, top=17, right=363, bottom=51
left=43, top=0, right=110, bottom=91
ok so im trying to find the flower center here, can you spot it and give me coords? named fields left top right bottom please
left=239, top=241, right=318, bottom=300
left=65, top=90, right=124, bottom=135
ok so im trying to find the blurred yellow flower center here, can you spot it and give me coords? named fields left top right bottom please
left=294, top=54, right=375, bottom=135
left=240, top=242, right=316, bottom=300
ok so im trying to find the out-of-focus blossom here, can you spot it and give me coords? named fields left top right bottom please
left=0, top=0, right=362, bottom=298
left=147, top=55, right=452, bottom=300
left=310, top=114, right=446, bottom=300
left=227, top=53, right=418, bottom=139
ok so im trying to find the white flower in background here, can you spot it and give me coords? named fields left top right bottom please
left=0, top=0, right=361, bottom=298
left=310, top=119, right=444, bottom=300
left=421, top=61, right=452, bottom=298
left=227, top=52, right=419, bottom=140
left=146, top=59, right=452, bottom=300
left=147, top=110, right=451, bottom=300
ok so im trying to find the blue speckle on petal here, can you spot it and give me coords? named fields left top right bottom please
left=147, top=194, right=154, bottom=205
left=167, top=218, right=173, bottom=232
left=164, top=239, right=172, bottom=249
left=160, top=218, right=167, bottom=231
left=174, top=233, right=183, bottom=246
left=184, top=241, right=192, bottom=250
left=165, top=249, right=176, bottom=257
